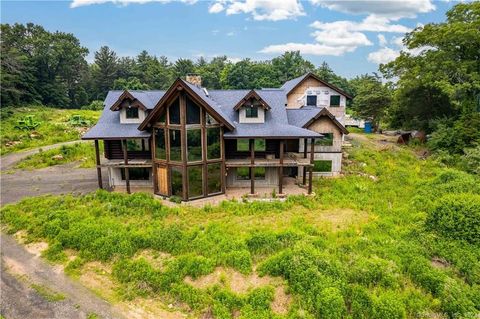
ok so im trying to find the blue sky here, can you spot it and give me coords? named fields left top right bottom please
left=1, top=0, right=457, bottom=78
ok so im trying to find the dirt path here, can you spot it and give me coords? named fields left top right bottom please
left=1, top=140, right=88, bottom=171
left=1, top=233, right=125, bottom=319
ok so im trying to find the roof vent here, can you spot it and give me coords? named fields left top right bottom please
left=186, top=74, right=202, bottom=87
left=202, top=87, right=209, bottom=97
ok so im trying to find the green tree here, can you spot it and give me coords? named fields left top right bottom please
left=173, top=58, right=195, bottom=79
left=271, top=51, right=315, bottom=83
left=350, top=74, right=392, bottom=131
left=92, top=46, right=118, bottom=100
left=113, top=77, right=150, bottom=90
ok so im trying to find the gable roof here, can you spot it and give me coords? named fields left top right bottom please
left=287, top=106, right=349, bottom=135
left=281, top=72, right=353, bottom=99
left=138, top=78, right=235, bottom=131
left=233, top=90, right=272, bottom=111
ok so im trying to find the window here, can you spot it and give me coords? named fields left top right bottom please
left=188, top=166, right=203, bottom=198
left=207, top=127, right=221, bottom=159
left=236, top=167, right=250, bottom=180
left=126, top=107, right=139, bottom=119
left=330, top=95, right=341, bottom=107
left=306, top=95, right=317, bottom=106
left=313, top=160, right=332, bottom=172
left=171, top=167, right=183, bottom=197
left=158, top=112, right=166, bottom=124
left=237, top=139, right=250, bottom=152
left=125, top=139, right=149, bottom=152
left=245, top=107, right=258, bottom=118
left=255, top=139, right=266, bottom=151
left=169, top=129, right=182, bottom=161
left=254, top=167, right=265, bottom=180
left=316, top=133, right=334, bottom=146
left=155, top=129, right=166, bottom=159
left=207, top=163, right=221, bottom=194
left=187, top=129, right=202, bottom=162
left=186, top=97, right=201, bottom=124
left=121, top=168, right=150, bottom=180
left=169, top=98, right=180, bottom=124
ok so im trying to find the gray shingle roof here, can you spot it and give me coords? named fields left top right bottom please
left=280, top=73, right=309, bottom=94
left=286, top=107, right=324, bottom=128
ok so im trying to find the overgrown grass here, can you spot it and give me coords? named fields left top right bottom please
left=2, top=139, right=479, bottom=318
left=31, top=284, right=66, bottom=302
left=14, top=142, right=99, bottom=169
left=0, top=106, right=100, bottom=155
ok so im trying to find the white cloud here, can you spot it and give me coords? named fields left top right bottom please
left=310, top=0, right=435, bottom=20
left=367, top=47, right=400, bottom=64
left=378, top=34, right=387, bottom=47
left=391, top=36, right=404, bottom=47
left=208, top=2, right=224, bottom=13
left=70, top=0, right=196, bottom=8
left=226, top=31, right=235, bottom=36
left=209, top=0, right=305, bottom=21
left=311, top=29, right=372, bottom=47
left=260, top=43, right=356, bottom=56
left=310, top=15, right=411, bottom=34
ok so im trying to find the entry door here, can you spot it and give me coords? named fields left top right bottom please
left=156, top=166, right=168, bottom=195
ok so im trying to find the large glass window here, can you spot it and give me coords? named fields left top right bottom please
left=169, top=129, right=182, bottom=161
left=316, top=133, right=334, bottom=146
left=306, top=95, right=317, bottom=106
left=207, top=127, right=221, bottom=159
left=121, top=168, right=150, bottom=180
left=255, top=139, right=266, bottom=151
left=186, top=97, right=201, bottom=124
left=236, top=167, right=250, bottom=180
left=187, top=129, right=202, bottom=162
left=188, top=166, right=203, bottom=198
left=237, top=139, right=249, bottom=152
left=169, top=98, right=180, bottom=124
left=245, top=107, right=258, bottom=118
left=330, top=95, right=340, bottom=107
left=207, top=163, right=221, bottom=194
left=155, top=129, right=166, bottom=159
left=254, top=167, right=265, bottom=180
left=171, top=167, right=183, bottom=197
left=126, top=107, right=139, bottom=119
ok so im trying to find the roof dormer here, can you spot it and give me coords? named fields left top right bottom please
left=110, top=90, right=147, bottom=124
left=233, top=90, right=271, bottom=124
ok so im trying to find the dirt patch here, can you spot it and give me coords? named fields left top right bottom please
left=431, top=257, right=449, bottom=269
left=3, top=256, right=28, bottom=277
left=24, top=241, right=49, bottom=258
left=117, top=298, right=187, bottom=319
left=78, top=261, right=117, bottom=301
left=271, top=286, right=292, bottom=315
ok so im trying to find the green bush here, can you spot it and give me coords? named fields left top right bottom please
left=439, top=279, right=477, bottom=319
left=348, top=285, right=373, bottom=319
left=315, top=287, right=346, bottom=319
left=81, top=100, right=104, bottom=111
left=404, top=257, right=445, bottom=295
left=372, top=291, right=406, bottom=319
left=426, top=194, right=480, bottom=244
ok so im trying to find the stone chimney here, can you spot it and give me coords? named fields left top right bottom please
left=185, top=74, right=202, bottom=87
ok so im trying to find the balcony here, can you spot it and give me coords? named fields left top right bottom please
left=226, top=153, right=312, bottom=168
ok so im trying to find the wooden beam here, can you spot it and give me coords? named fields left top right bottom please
left=123, top=139, right=131, bottom=194
left=308, top=138, right=314, bottom=194
left=180, top=92, right=188, bottom=201
left=94, top=140, right=103, bottom=189
left=220, top=127, right=226, bottom=194
left=250, top=139, right=255, bottom=195
left=151, top=135, right=157, bottom=194
left=279, top=140, right=284, bottom=194
left=302, top=138, right=307, bottom=186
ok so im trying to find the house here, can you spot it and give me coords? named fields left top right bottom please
left=82, top=73, right=350, bottom=201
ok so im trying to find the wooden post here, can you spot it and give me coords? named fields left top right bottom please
left=123, top=139, right=131, bottom=194
left=278, top=140, right=284, bottom=194
left=180, top=92, right=188, bottom=201
left=308, top=138, right=314, bottom=194
left=151, top=135, right=157, bottom=194
left=220, top=127, right=226, bottom=194
left=94, top=140, right=103, bottom=189
left=250, top=139, right=255, bottom=195
left=302, top=138, right=307, bottom=186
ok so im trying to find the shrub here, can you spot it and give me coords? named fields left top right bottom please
left=463, top=145, right=480, bottom=175
left=245, top=286, right=275, bottom=311
left=372, top=291, right=406, bottom=319
left=219, top=250, right=252, bottom=274
left=81, top=100, right=104, bottom=111
left=348, top=285, right=373, bottom=319
left=315, top=287, right=346, bottom=319
left=426, top=194, right=480, bottom=244
left=404, top=257, right=445, bottom=295
left=439, top=279, right=476, bottom=319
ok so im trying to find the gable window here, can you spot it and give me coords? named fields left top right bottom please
left=186, top=96, right=201, bottom=124
left=330, top=95, right=341, bottom=107
left=169, top=98, right=180, bottom=124
left=245, top=106, right=258, bottom=118
left=306, top=95, right=317, bottom=106
left=126, top=107, right=139, bottom=119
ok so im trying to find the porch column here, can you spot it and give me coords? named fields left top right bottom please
left=302, top=138, right=307, bottom=186
left=250, top=139, right=255, bottom=194
left=278, top=140, right=284, bottom=194
left=94, top=140, right=103, bottom=189
left=122, top=139, right=131, bottom=194
left=308, top=138, right=314, bottom=194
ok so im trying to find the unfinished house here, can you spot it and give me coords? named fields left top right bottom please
left=82, top=73, right=350, bottom=201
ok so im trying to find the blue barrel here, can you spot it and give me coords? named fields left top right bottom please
left=364, top=122, right=372, bottom=133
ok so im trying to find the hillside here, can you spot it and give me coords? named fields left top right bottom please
left=1, top=135, right=479, bottom=318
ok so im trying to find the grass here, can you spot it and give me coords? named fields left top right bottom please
left=0, top=106, right=100, bottom=155
left=1, top=137, right=480, bottom=318
left=14, top=142, right=100, bottom=169
left=31, top=283, right=66, bottom=302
